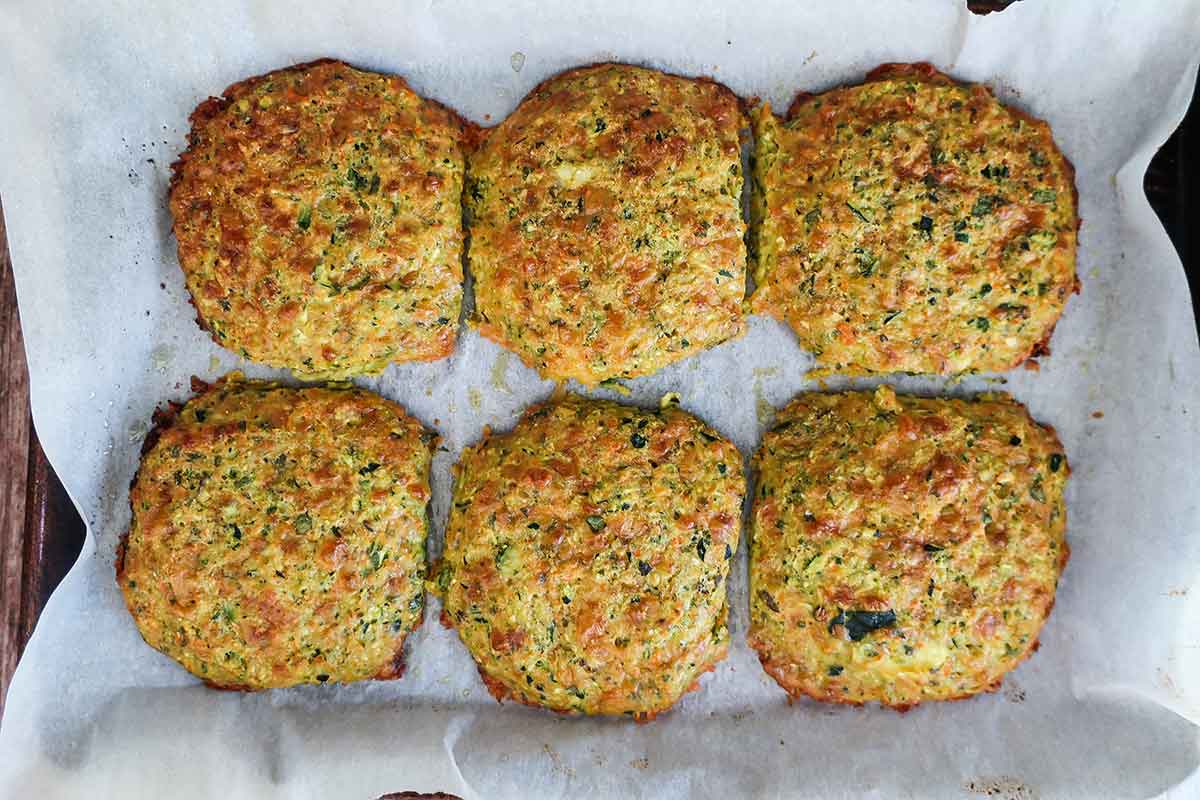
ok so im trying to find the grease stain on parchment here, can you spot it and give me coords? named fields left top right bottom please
left=963, top=776, right=1037, bottom=799
left=491, top=351, right=511, bottom=393
left=754, top=377, right=775, bottom=428
left=542, top=743, right=575, bottom=779
left=150, top=343, right=173, bottom=373
left=127, top=418, right=149, bottom=444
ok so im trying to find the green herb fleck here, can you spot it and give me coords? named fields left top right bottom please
left=586, top=515, right=606, bottom=532
left=347, top=167, right=371, bottom=192
left=846, top=202, right=872, bottom=223
left=829, top=609, right=897, bottom=641
left=914, top=215, right=933, bottom=239
left=758, top=589, right=781, bottom=613
left=971, top=195, right=997, bottom=217
left=297, top=206, right=312, bottom=231
left=436, top=564, right=452, bottom=594
left=856, top=249, right=879, bottom=278
left=368, top=541, right=386, bottom=571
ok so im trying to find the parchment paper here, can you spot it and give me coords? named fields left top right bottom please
left=1, top=1, right=1198, bottom=797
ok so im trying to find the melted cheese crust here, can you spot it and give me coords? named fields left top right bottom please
left=170, top=60, right=472, bottom=378
left=437, top=395, right=744, bottom=716
left=119, top=374, right=434, bottom=689
left=749, top=386, right=1068, bottom=707
left=467, top=63, right=747, bottom=385
left=750, top=63, right=1078, bottom=375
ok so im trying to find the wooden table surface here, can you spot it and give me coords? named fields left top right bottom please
left=1, top=18, right=1196, bottom=724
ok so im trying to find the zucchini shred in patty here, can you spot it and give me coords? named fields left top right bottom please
left=466, top=63, right=748, bottom=385
left=750, top=62, right=1079, bottom=376
left=169, top=60, right=474, bottom=378
left=748, top=386, right=1069, bottom=708
left=117, top=373, right=435, bottom=689
left=435, top=395, right=744, bottom=717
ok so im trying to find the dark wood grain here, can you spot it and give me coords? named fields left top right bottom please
left=0, top=202, right=88, bottom=719
left=0, top=203, right=33, bottom=715
left=22, top=425, right=85, bottom=643
left=967, top=0, right=1021, bottom=13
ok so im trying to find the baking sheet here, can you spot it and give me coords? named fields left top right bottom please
left=1, top=1, right=1199, bottom=797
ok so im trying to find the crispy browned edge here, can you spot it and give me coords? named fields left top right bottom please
left=747, top=393, right=1072, bottom=711
left=167, top=58, right=483, bottom=363
left=115, top=374, right=431, bottom=691
left=766, top=61, right=1081, bottom=372
left=474, top=60, right=753, bottom=147
left=437, top=610, right=714, bottom=723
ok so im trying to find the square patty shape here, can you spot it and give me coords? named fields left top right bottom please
left=170, top=60, right=474, bottom=378
left=467, top=63, right=747, bottom=385
left=748, top=386, right=1069, bottom=708
left=750, top=63, right=1078, bottom=376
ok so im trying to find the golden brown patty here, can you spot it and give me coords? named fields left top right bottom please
left=435, top=395, right=744, bottom=717
left=170, top=60, right=473, bottom=378
left=748, top=386, right=1068, bottom=708
left=750, top=63, right=1078, bottom=375
left=118, top=373, right=434, bottom=689
left=466, top=63, right=747, bottom=385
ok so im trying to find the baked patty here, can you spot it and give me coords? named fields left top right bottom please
left=117, top=373, right=434, bottom=689
left=436, top=395, right=743, bottom=717
left=748, top=386, right=1068, bottom=707
left=750, top=63, right=1078, bottom=375
left=169, top=59, right=473, bottom=378
left=467, top=63, right=747, bottom=385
